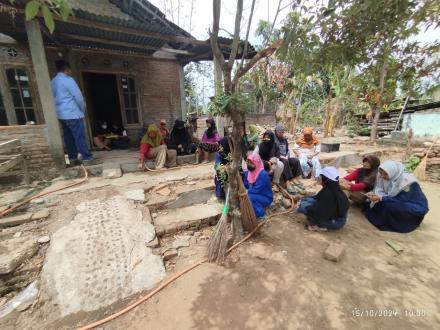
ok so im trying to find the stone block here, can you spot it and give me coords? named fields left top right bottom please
left=0, top=236, right=38, bottom=274
left=120, top=162, right=139, bottom=173
left=32, top=209, right=50, bottom=220
left=124, top=189, right=146, bottom=202
left=172, top=236, right=191, bottom=249
left=102, top=165, right=122, bottom=179
left=41, top=196, right=165, bottom=317
left=323, top=243, right=345, bottom=262
left=146, top=237, right=159, bottom=248
left=38, top=235, right=51, bottom=244
left=163, top=248, right=178, bottom=261
left=0, top=213, right=33, bottom=228
left=167, top=189, right=213, bottom=209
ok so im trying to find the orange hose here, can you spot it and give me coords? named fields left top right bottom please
left=0, top=165, right=89, bottom=218
left=77, top=184, right=296, bottom=330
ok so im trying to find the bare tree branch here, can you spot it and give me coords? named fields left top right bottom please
left=268, top=0, right=283, bottom=43
left=239, top=0, right=257, bottom=69
left=210, top=0, right=227, bottom=72
left=233, top=39, right=283, bottom=88
left=227, top=0, right=244, bottom=70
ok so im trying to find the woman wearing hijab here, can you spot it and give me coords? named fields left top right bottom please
left=159, top=119, right=171, bottom=144
left=254, top=130, right=284, bottom=185
left=340, top=155, right=380, bottom=205
left=293, top=127, right=322, bottom=178
left=247, top=125, right=260, bottom=151
left=274, top=124, right=304, bottom=193
left=363, top=160, right=429, bottom=233
left=244, top=153, right=274, bottom=219
left=138, top=124, right=177, bottom=170
left=169, top=119, right=194, bottom=155
left=194, top=118, right=221, bottom=164
left=93, top=121, right=111, bottom=151
left=297, top=167, right=349, bottom=231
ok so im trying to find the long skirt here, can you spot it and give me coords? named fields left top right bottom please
left=195, top=142, right=220, bottom=153
left=363, top=201, right=423, bottom=233
left=280, top=157, right=303, bottom=181
left=297, top=197, right=346, bottom=230
left=248, top=192, right=272, bottom=218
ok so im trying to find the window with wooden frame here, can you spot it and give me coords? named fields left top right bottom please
left=6, top=67, right=36, bottom=125
left=0, top=92, right=8, bottom=125
left=120, top=76, right=139, bottom=124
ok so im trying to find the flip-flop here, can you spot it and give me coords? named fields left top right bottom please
left=305, top=224, right=328, bottom=232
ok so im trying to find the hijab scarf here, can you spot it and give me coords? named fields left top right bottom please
left=259, top=130, right=276, bottom=161
left=206, top=118, right=217, bottom=139
left=247, top=125, right=260, bottom=143
left=296, top=127, right=320, bottom=149
left=374, top=161, right=417, bottom=198
left=247, top=153, right=265, bottom=184
left=141, top=124, right=163, bottom=148
left=356, top=155, right=380, bottom=190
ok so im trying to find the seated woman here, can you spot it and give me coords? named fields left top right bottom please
left=293, top=127, right=322, bottom=179
left=168, top=119, right=194, bottom=155
left=244, top=153, right=273, bottom=219
left=247, top=124, right=260, bottom=151
left=274, top=124, right=304, bottom=193
left=297, top=166, right=349, bottom=231
left=138, top=124, right=177, bottom=170
left=194, top=118, right=221, bottom=164
left=339, top=155, right=380, bottom=205
left=159, top=119, right=171, bottom=146
left=109, top=123, right=130, bottom=149
left=255, top=130, right=284, bottom=185
left=93, top=121, right=111, bottom=151
left=363, top=160, right=429, bottom=233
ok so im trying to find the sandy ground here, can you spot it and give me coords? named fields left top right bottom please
left=96, top=182, right=440, bottom=330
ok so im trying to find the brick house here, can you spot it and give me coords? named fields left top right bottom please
left=0, top=0, right=207, bottom=174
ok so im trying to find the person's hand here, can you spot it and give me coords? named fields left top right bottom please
left=307, top=154, right=313, bottom=160
left=339, top=181, right=350, bottom=191
left=178, top=144, right=182, bottom=148
left=138, top=163, right=144, bottom=170
left=367, top=193, right=381, bottom=202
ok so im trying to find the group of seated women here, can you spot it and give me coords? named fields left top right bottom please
left=297, top=156, right=429, bottom=233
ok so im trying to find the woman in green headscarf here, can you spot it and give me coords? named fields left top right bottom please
left=247, top=125, right=260, bottom=151
left=138, top=124, right=177, bottom=170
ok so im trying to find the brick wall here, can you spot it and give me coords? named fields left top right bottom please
left=0, top=125, right=56, bottom=179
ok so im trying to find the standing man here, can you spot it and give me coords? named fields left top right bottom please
left=51, top=60, right=96, bottom=166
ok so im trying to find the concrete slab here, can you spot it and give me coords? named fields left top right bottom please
left=124, top=189, right=146, bottom=202
left=154, top=203, right=222, bottom=236
left=32, top=208, right=50, bottom=220
left=0, top=236, right=38, bottom=274
left=146, top=193, right=173, bottom=208
left=102, top=164, right=122, bottom=179
left=167, top=189, right=214, bottom=209
left=174, top=179, right=215, bottom=195
left=0, top=213, right=33, bottom=228
left=41, top=196, right=165, bottom=317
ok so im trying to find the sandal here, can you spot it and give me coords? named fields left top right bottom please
left=305, top=224, right=328, bottom=232
left=286, top=186, right=297, bottom=195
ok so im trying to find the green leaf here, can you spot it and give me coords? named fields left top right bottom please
left=59, top=1, right=72, bottom=20
left=42, top=4, right=55, bottom=33
left=25, top=0, right=41, bottom=21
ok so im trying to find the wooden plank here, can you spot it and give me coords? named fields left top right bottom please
left=0, top=154, right=23, bottom=174
left=0, top=140, right=21, bottom=154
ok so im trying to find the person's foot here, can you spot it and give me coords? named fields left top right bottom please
left=293, top=181, right=305, bottom=190
left=305, top=224, right=327, bottom=232
left=82, top=158, right=102, bottom=166
left=201, top=160, right=209, bottom=164
left=67, top=159, right=81, bottom=167
left=286, top=186, right=297, bottom=195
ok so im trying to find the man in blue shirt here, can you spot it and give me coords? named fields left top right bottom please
left=51, top=60, right=95, bottom=165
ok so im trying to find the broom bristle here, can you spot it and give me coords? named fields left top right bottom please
left=238, top=192, right=258, bottom=232
left=207, top=213, right=229, bottom=263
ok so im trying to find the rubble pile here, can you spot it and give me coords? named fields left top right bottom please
left=412, top=143, right=440, bottom=183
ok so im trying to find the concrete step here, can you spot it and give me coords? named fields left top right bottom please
left=153, top=202, right=222, bottom=237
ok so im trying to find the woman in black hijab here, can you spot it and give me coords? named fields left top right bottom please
left=297, top=166, right=349, bottom=231
left=169, top=119, right=194, bottom=155
left=256, top=130, right=284, bottom=184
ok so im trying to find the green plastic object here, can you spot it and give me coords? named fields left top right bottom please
left=386, top=240, right=403, bottom=254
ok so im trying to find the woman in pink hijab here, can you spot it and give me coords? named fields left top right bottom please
left=244, top=153, right=274, bottom=219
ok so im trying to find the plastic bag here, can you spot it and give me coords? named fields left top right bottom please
left=0, top=281, right=38, bottom=318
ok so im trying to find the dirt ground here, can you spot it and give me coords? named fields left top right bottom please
left=1, top=146, right=439, bottom=330
left=93, top=182, right=439, bottom=330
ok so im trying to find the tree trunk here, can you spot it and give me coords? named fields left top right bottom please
left=370, top=57, right=389, bottom=141
left=324, top=94, right=333, bottom=138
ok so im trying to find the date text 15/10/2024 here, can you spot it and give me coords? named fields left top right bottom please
left=351, top=309, right=426, bottom=318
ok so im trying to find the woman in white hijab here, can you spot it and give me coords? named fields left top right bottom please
left=363, top=160, right=429, bottom=233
